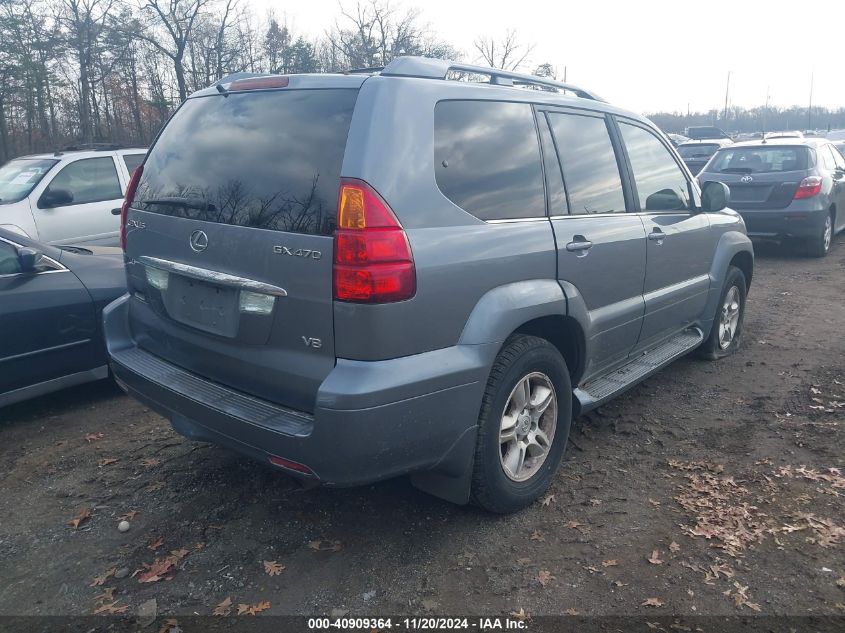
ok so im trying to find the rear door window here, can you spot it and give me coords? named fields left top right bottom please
left=619, top=122, right=691, bottom=212
left=546, top=112, right=626, bottom=214
left=46, top=157, right=122, bottom=205
left=122, top=153, right=145, bottom=175
left=434, top=100, right=545, bottom=221
left=134, top=89, right=358, bottom=236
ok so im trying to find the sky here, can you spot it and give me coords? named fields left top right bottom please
left=251, top=0, right=845, bottom=115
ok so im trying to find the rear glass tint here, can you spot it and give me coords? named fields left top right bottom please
left=434, top=100, right=545, bottom=221
left=134, top=89, right=358, bottom=236
left=677, top=144, right=720, bottom=159
left=709, top=146, right=809, bottom=173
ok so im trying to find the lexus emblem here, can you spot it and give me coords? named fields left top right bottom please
left=740, top=175, right=753, bottom=183
left=189, top=230, right=209, bottom=252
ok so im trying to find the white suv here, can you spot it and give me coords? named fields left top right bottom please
left=0, top=146, right=146, bottom=246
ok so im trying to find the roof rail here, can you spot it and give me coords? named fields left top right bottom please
left=381, top=56, right=603, bottom=101
left=62, top=143, right=123, bottom=152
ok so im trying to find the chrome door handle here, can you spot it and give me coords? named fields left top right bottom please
left=648, top=230, right=666, bottom=243
left=566, top=237, right=593, bottom=252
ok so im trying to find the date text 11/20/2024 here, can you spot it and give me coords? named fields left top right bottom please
left=307, top=617, right=529, bottom=630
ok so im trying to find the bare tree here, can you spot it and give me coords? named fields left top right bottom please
left=473, top=29, right=534, bottom=71
left=136, top=0, right=214, bottom=102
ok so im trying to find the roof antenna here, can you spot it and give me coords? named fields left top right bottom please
left=216, top=83, right=229, bottom=97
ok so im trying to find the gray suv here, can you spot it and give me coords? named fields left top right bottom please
left=104, top=57, right=754, bottom=513
left=698, top=138, right=845, bottom=257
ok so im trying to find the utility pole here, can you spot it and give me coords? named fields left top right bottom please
left=723, top=71, right=731, bottom=123
left=763, top=85, right=770, bottom=135
left=808, top=71, right=814, bottom=130
left=563, top=66, right=567, bottom=82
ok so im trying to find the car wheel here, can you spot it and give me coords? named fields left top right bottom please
left=698, top=266, right=747, bottom=360
left=807, top=211, right=833, bottom=258
left=471, top=334, right=572, bottom=513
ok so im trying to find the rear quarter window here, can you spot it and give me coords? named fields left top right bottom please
left=434, top=100, right=545, bottom=221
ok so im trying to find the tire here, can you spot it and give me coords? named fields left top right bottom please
left=470, top=334, right=572, bottom=513
left=697, top=266, right=747, bottom=360
left=807, top=211, right=833, bottom=258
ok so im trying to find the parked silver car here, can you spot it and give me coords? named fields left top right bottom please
left=0, top=146, right=146, bottom=246
left=105, top=57, right=753, bottom=512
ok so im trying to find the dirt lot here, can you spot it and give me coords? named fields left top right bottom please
left=0, top=239, right=843, bottom=627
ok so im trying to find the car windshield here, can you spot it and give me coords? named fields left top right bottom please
left=677, top=144, right=720, bottom=159
left=0, top=158, right=57, bottom=204
left=708, top=146, right=809, bottom=173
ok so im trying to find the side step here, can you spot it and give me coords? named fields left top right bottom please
left=574, top=328, right=703, bottom=413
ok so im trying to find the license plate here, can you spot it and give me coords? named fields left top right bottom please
left=163, top=275, right=239, bottom=337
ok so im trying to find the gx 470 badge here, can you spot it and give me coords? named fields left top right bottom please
left=273, top=246, right=322, bottom=259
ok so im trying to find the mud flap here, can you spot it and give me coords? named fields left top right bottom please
left=409, top=425, right=478, bottom=505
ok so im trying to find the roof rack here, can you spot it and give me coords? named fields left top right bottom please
left=381, top=56, right=603, bottom=101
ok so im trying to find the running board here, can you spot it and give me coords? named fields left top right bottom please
left=574, top=328, right=703, bottom=413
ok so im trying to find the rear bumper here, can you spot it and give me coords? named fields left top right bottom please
left=738, top=207, right=828, bottom=239
left=103, top=294, right=494, bottom=486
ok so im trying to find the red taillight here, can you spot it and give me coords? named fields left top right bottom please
left=794, top=176, right=822, bottom=200
left=229, top=76, right=289, bottom=91
left=268, top=455, right=314, bottom=475
left=120, top=165, right=143, bottom=250
left=333, top=179, right=415, bottom=303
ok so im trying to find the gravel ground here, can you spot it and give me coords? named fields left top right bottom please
left=0, top=238, right=843, bottom=628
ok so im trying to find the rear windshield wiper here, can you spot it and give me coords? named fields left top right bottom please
left=138, top=196, right=215, bottom=211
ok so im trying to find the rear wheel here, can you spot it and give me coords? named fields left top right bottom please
left=807, top=211, right=833, bottom=258
left=471, top=335, right=571, bottom=513
left=698, top=266, right=746, bottom=360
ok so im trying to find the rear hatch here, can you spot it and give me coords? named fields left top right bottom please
left=699, top=145, right=811, bottom=210
left=123, top=77, right=362, bottom=413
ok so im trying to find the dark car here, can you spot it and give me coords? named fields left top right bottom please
left=685, top=126, right=731, bottom=140
left=699, top=138, right=845, bottom=256
left=0, top=228, right=126, bottom=407
left=676, top=139, right=734, bottom=175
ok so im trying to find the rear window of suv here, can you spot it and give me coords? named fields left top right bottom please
left=708, top=146, right=810, bottom=173
left=434, top=100, right=545, bottom=221
left=133, top=89, right=358, bottom=236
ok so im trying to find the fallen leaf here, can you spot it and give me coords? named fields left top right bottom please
left=509, top=607, right=529, bottom=621
left=117, top=510, right=138, bottom=522
left=237, top=601, right=271, bottom=616
left=212, top=597, right=232, bottom=616
left=642, top=598, right=665, bottom=608
left=613, top=580, right=628, bottom=587
left=140, top=457, right=161, bottom=468
left=308, top=539, right=342, bottom=552
left=540, top=493, right=556, bottom=507
left=147, top=537, right=164, bottom=551
left=263, top=560, right=285, bottom=576
left=84, top=433, right=104, bottom=442
left=90, top=568, right=116, bottom=587
left=92, top=587, right=115, bottom=604
left=588, top=497, right=602, bottom=506
left=98, top=458, right=118, bottom=467
left=138, top=557, right=177, bottom=583
left=669, top=541, right=681, bottom=553
left=602, top=559, right=619, bottom=567
left=537, top=570, right=555, bottom=587
left=516, top=557, right=531, bottom=566
left=647, top=549, right=663, bottom=565
left=146, top=481, right=165, bottom=492
left=158, top=619, right=179, bottom=633
left=565, top=520, right=584, bottom=529
left=564, top=608, right=579, bottom=615
left=170, top=549, right=189, bottom=560
left=530, top=529, right=544, bottom=541
left=421, top=599, right=438, bottom=611
left=93, top=601, right=129, bottom=615
left=648, top=498, right=661, bottom=506
left=837, top=576, right=845, bottom=588
left=68, top=507, right=91, bottom=529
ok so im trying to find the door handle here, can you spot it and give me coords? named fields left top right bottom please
left=648, top=229, right=666, bottom=243
left=566, top=236, right=593, bottom=252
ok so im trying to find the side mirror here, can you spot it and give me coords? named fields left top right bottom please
left=39, top=188, right=74, bottom=208
left=701, top=181, right=730, bottom=213
left=18, top=247, right=44, bottom=272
